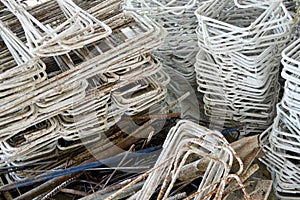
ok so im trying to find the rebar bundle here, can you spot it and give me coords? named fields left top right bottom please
left=195, top=0, right=292, bottom=135
left=1, top=0, right=112, bottom=56
left=123, top=0, right=199, bottom=84
left=0, top=0, right=296, bottom=199
left=260, top=38, right=300, bottom=199
left=0, top=0, right=169, bottom=182
left=110, top=120, right=254, bottom=200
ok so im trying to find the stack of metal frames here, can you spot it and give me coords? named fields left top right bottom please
left=122, top=0, right=199, bottom=84
left=195, top=0, right=292, bottom=135
left=0, top=0, right=169, bottom=182
left=130, top=120, right=249, bottom=200
left=1, top=0, right=112, bottom=56
left=260, top=38, right=300, bottom=199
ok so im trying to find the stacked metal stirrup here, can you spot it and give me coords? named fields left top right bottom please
left=0, top=0, right=169, bottom=182
left=122, top=0, right=199, bottom=85
left=129, top=120, right=249, bottom=200
left=194, top=0, right=292, bottom=135
left=0, top=19, right=47, bottom=138
left=260, top=38, right=300, bottom=199
left=0, top=0, right=112, bottom=56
